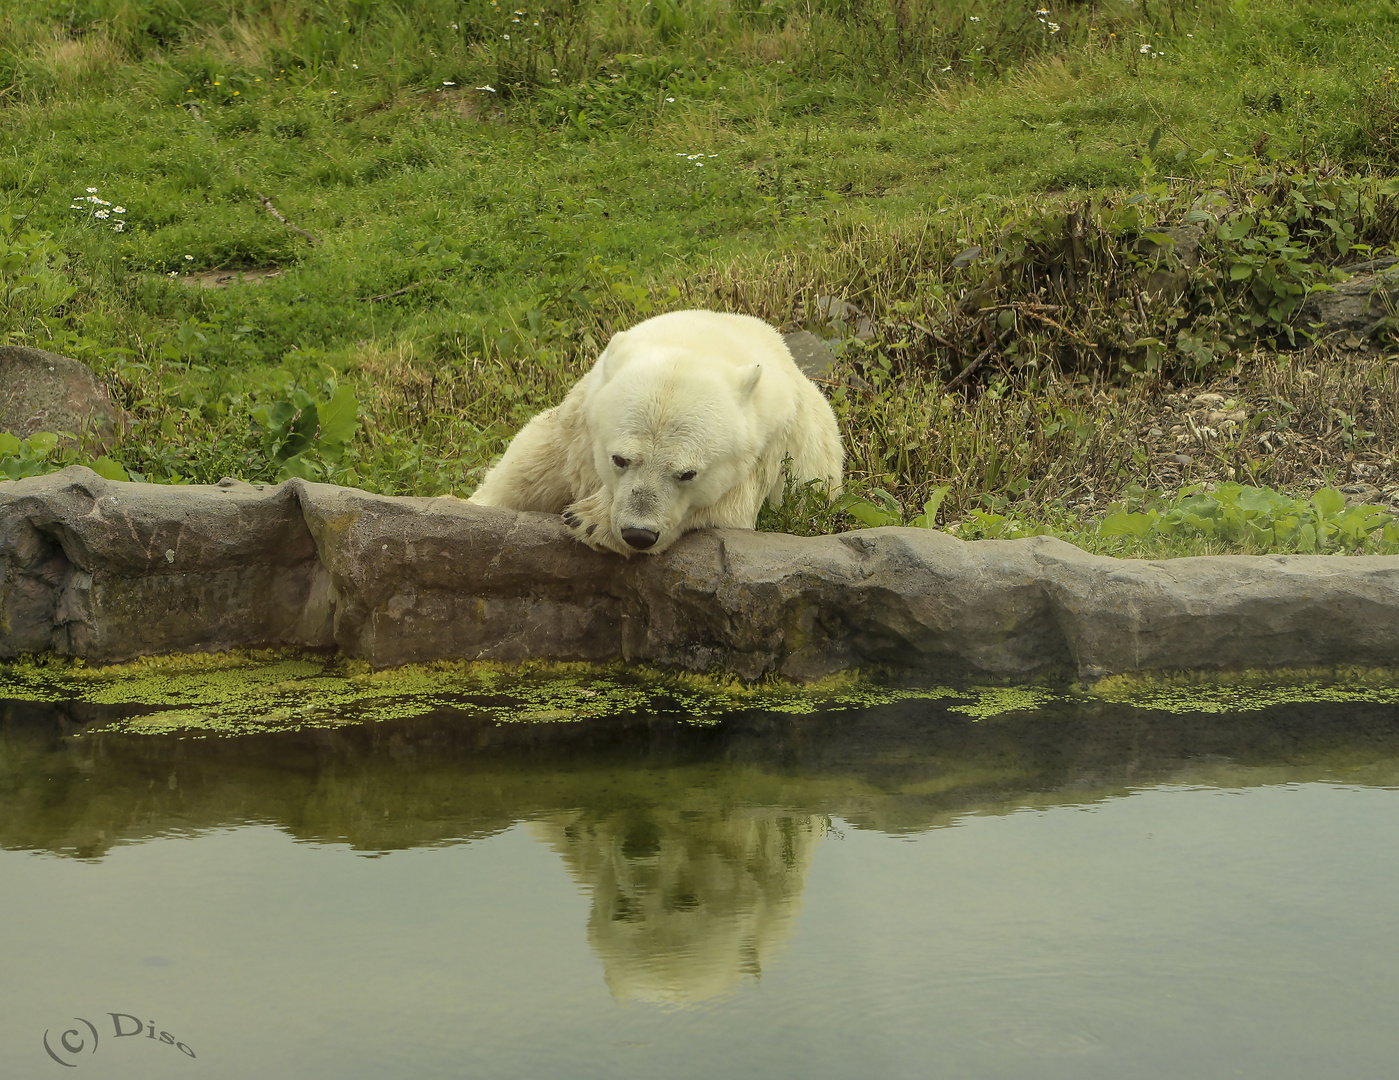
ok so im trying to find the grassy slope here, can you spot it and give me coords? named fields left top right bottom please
left=2, top=0, right=1397, bottom=554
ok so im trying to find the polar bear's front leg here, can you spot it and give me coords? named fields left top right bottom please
left=562, top=488, right=630, bottom=556
left=467, top=404, right=578, bottom=512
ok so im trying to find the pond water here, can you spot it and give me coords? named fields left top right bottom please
left=3, top=694, right=1399, bottom=1079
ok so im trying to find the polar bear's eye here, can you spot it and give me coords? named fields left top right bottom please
left=677, top=470, right=697, bottom=482
left=612, top=455, right=630, bottom=469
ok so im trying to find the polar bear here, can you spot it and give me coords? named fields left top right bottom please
left=467, top=309, right=843, bottom=556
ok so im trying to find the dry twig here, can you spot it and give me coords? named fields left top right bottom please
left=358, top=281, right=425, bottom=302
left=255, top=192, right=322, bottom=245
left=943, top=325, right=1017, bottom=393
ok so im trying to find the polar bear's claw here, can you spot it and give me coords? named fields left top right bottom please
left=562, top=492, right=626, bottom=554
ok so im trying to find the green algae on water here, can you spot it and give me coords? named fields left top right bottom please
left=1085, top=667, right=1399, bottom=714
left=0, top=652, right=972, bottom=736
left=4, top=653, right=1399, bottom=737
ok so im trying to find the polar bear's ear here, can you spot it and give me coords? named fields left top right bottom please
left=596, top=345, right=616, bottom=384
left=595, top=332, right=626, bottom=384
left=737, top=363, right=763, bottom=402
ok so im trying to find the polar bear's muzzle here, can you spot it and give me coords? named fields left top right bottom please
left=617, top=486, right=666, bottom=551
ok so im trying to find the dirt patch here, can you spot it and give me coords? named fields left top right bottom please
left=420, top=85, right=499, bottom=121
left=178, top=268, right=284, bottom=289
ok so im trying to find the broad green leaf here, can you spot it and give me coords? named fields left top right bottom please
left=0, top=432, right=20, bottom=456
left=911, top=486, right=949, bottom=529
left=88, top=456, right=130, bottom=482
left=317, top=384, right=359, bottom=446
left=1099, top=509, right=1155, bottom=538
left=26, top=431, right=59, bottom=456
left=274, top=404, right=320, bottom=464
left=1311, top=488, right=1346, bottom=519
left=844, top=499, right=901, bottom=528
left=276, top=454, right=324, bottom=482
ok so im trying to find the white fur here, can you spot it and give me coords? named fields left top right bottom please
left=467, top=309, right=844, bottom=555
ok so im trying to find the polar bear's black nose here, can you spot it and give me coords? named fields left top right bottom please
left=621, top=528, right=659, bottom=551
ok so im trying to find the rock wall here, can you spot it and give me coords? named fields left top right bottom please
left=4, top=467, right=1399, bottom=678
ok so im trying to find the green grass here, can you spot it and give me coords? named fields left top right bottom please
left=1, top=0, right=1397, bottom=554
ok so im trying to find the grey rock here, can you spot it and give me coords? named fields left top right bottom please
left=782, top=331, right=839, bottom=380
left=1139, top=221, right=1208, bottom=300
left=0, top=346, right=124, bottom=450
left=1300, top=257, right=1399, bottom=340
left=1138, top=222, right=1207, bottom=269
left=5, top=467, right=1399, bottom=679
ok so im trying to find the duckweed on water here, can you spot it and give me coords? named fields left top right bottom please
left=1085, top=667, right=1399, bottom=714
left=0, top=651, right=968, bottom=736
left=3, top=653, right=1398, bottom=736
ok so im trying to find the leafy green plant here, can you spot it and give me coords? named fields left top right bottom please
left=1099, top=483, right=1398, bottom=554
left=838, top=485, right=947, bottom=528
left=0, top=431, right=131, bottom=482
left=250, top=383, right=359, bottom=481
left=0, top=216, right=75, bottom=337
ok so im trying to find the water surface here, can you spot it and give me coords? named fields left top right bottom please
left=3, top=697, right=1398, bottom=1079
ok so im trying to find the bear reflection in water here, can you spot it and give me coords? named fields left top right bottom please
left=532, top=808, right=824, bottom=1003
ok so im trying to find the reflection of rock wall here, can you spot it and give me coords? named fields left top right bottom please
left=533, top=809, right=823, bottom=1004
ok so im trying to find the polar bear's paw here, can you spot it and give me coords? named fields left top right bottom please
left=562, top=491, right=627, bottom=555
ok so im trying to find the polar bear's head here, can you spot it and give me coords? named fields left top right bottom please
left=583, top=338, right=767, bottom=555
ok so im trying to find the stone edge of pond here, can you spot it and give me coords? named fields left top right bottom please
left=4, top=465, right=1399, bottom=680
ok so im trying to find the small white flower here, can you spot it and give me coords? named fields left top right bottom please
left=450, top=23, right=458, bottom=30
left=1140, top=43, right=1151, bottom=53
left=1035, top=7, right=1049, bottom=14
left=169, top=271, right=178, bottom=277
left=331, top=90, right=338, bottom=94
left=352, top=63, right=359, bottom=68
left=70, top=204, right=82, bottom=209
left=969, top=15, right=980, bottom=21
left=941, top=65, right=952, bottom=72
left=443, top=81, right=456, bottom=86
left=185, top=254, right=194, bottom=260
left=694, top=161, right=703, bottom=167
left=114, top=206, right=125, bottom=213
left=476, top=85, right=496, bottom=92
left=113, top=222, right=124, bottom=232
left=95, top=209, right=110, bottom=219
left=86, top=187, right=98, bottom=193
left=665, top=96, right=675, bottom=102
left=1048, top=21, right=1060, bottom=32
left=503, top=33, right=510, bottom=40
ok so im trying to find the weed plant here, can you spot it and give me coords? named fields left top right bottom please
left=1, top=0, right=1398, bottom=556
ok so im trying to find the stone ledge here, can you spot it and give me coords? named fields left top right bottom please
left=4, top=466, right=1398, bottom=678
